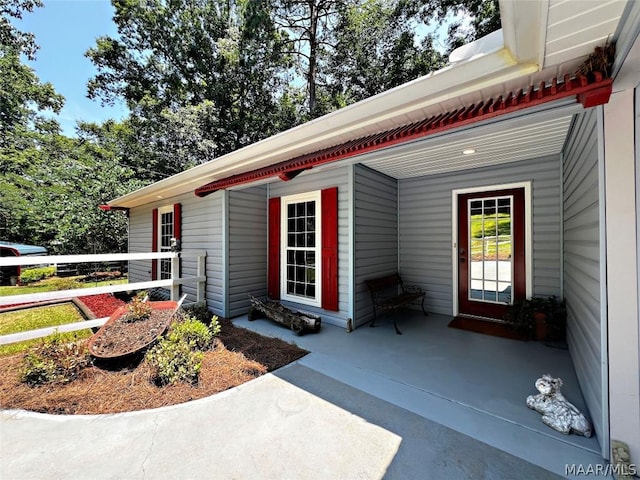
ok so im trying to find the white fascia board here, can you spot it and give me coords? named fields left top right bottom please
left=500, top=0, right=548, bottom=67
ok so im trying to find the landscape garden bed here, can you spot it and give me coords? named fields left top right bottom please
left=0, top=277, right=308, bottom=415
left=0, top=316, right=307, bottom=415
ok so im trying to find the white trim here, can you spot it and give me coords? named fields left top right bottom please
left=222, top=191, right=230, bottom=318
left=280, top=190, right=322, bottom=308
left=157, top=205, right=174, bottom=280
left=596, top=104, right=610, bottom=459
left=347, top=165, right=355, bottom=321
left=451, top=181, right=533, bottom=316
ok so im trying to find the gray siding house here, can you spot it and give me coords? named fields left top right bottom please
left=107, top=0, right=640, bottom=464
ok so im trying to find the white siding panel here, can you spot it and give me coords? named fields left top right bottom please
left=228, top=186, right=267, bottom=318
left=354, top=165, right=398, bottom=326
left=399, top=154, right=562, bottom=315
left=562, top=108, right=604, bottom=447
left=127, top=191, right=225, bottom=316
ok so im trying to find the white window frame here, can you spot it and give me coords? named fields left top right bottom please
left=157, top=205, right=174, bottom=281
left=280, top=191, right=322, bottom=307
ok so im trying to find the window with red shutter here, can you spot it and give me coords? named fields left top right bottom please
left=269, top=188, right=338, bottom=311
left=153, top=204, right=181, bottom=281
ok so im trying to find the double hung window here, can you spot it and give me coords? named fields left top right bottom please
left=281, top=191, right=321, bottom=307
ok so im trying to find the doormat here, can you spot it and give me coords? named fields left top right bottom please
left=448, top=316, right=527, bottom=341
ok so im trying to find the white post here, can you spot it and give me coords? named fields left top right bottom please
left=197, top=254, right=206, bottom=305
left=170, top=254, right=180, bottom=301
left=603, top=89, right=640, bottom=463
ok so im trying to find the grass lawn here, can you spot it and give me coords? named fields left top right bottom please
left=0, top=275, right=129, bottom=356
left=471, top=237, right=512, bottom=260
left=0, top=303, right=89, bottom=356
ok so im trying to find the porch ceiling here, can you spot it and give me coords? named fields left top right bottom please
left=357, top=109, right=574, bottom=179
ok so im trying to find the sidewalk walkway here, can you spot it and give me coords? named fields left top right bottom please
left=2, top=361, right=562, bottom=480
left=1, top=314, right=608, bottom=479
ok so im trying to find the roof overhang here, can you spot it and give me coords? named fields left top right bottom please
left=107, top=0, right=626, bottom=209
left=194, top=74, right=611, bottom=196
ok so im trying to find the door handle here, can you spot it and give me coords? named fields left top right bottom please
left=459, top=248, right=466, bottom=263
left=459, top=257, right=466, bottom=263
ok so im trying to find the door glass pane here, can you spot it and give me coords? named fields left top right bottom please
left=468, top=195, right=513, bottom=304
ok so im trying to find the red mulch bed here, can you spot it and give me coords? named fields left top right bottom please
left=76, top=294, right=125, bottom=318
left=1, top=293, right=125, bottom=316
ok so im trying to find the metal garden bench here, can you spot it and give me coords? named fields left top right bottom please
left=365, top=273, right=427, bottom=335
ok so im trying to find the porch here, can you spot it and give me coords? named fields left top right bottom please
left=232, top=310, right=606, bottom=476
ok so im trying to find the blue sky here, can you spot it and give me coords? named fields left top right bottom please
left=18, top=0, right=129, bottom=136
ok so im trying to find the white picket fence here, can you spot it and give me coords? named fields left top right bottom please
left=0, top=251, right=206, bottom=345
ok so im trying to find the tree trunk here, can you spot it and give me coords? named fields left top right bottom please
left=307, top=0, right=318, bottom=115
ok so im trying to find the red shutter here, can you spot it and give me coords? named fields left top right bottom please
left=321, top=187, right=339, bottom=311
left=173, top=203, right=182, bottom=241
left=151, top=208, right=158, bottom=280
left=268, top=197, right=281, bottom=299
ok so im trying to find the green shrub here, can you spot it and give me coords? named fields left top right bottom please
left=146, top=339, right=203, bottom=386
left=50, top=278, right=82, bottom=291
left=168, top=316, right=213, bottom=351
left=20, top=332, right=91, bottom=386
left=19, top=266, right=56, bottom=284
left=144, top=312, right=220, bottom=386
left=181, top=304, right=214, bottom=325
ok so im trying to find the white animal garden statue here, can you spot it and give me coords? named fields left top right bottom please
left=526, top=374, right=592, bottom=437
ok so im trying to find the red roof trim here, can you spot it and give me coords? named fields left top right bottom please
left=195, top=74, right=613, bottom=197
left=99, top=205, right=129, bottom=212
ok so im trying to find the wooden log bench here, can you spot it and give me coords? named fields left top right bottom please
left=365, top=273, right=427, bottom=334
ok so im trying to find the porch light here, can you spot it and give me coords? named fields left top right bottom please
left=462, top=149, right=476, bottom=155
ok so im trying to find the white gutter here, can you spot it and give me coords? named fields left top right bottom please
left=109, top=0, right=545, bottom=209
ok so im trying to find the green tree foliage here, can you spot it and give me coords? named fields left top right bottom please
left=0, top=126, right=143, bottom=253
left=86, top=0, right=291, bottom=167
left=0, top=0, right=63, bottom=144
left=1, top=0, right=501, bottom=255
left=0, top=0, right=41, bottom=59
left=327, top=0, right=446, bottom=107
left=398, top=0, right=500, bottom=53
left=269, top=0, right=339, bottom=117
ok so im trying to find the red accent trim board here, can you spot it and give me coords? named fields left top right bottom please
left=173, top=203, right=182, bottom=241
left=194, top=75, right=613, bottom=197
left=267, top=197, right=281, bottom=300
left=321, top=187, right=339, bottom=311
left=151, top=208, right=158, bottom=281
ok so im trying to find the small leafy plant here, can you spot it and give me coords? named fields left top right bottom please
left=124, top=294, right=152, bottom=323
left=20, top=332, right=91, bottom=386
left=168, top=316, right=213, bottom=351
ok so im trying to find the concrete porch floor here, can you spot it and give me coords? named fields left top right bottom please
left=233, top=310, right=606, bottom=477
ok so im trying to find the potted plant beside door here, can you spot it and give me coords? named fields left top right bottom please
left=504, top=296, right=566, bottom=342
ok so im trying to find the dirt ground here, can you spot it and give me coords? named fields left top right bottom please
left=0, top=318, right=307, bottom=415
